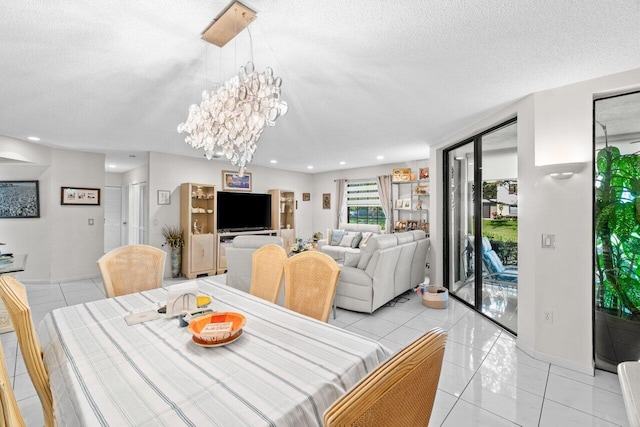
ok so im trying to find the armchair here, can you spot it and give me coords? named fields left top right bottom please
left=464, top=236, right=517, bottom=289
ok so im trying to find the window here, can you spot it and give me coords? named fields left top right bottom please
left=346, top=180, right=386, bottom=230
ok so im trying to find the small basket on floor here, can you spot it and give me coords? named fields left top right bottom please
left=422, top=285, right=448, bottom=309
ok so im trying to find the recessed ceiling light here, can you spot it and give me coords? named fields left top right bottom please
left=339, top=161, right=346, bottom=165
left=307, top=165, right=314, bottom=169
left=270, top=160, right=277, bottom=164
left=376, top=155, right=384, bottom=160
left=455, top=156, right=464, bottom=160
left=27, top=136, right=40, bottom=141
left=108, top=164, right=116, bottom=168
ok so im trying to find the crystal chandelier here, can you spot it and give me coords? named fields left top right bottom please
left=177, top=61, right=287, bottom=176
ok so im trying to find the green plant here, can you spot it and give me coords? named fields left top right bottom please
left=161, top=225, right=184, bottom=249
left=595, top=122, right=640, bottom=320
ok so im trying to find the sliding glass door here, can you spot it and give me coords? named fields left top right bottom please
left=445, top=119, right=518, bottom=333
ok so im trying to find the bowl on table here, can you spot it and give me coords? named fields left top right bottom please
left=188, top=312, right=246, bottom=346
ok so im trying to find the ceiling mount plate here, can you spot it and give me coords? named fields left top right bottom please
left=202, top=1, right=257, bottom=47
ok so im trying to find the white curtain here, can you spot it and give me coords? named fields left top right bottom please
left=335, top=179, right=346, bottom=228
left=376, top=175, right=392, bottom=233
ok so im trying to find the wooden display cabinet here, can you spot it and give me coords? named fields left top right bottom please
left=268, top=189, right=296, bottom=252
left=180, top=183, right=217, bottom=279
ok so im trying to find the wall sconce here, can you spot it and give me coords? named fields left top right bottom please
left=538, top=162, right=587, bottom=180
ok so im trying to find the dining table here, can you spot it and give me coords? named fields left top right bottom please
left=39, top=278, right=391, bottom=426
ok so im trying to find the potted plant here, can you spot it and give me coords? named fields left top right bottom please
left=161, top=225, right=184, bottom=278
left=594, top=121, right=640, bottom=369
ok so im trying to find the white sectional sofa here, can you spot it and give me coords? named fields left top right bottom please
left=317, top=223, right=382, bottom=263
left=225, top=235, right=284, bottom=294
left=334, top=230, right=430, bottom=313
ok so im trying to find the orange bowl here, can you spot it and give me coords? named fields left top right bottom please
left=188, top=312, right=246, bottom=344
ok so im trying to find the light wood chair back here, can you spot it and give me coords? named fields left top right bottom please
left=250, top=244, right=287, bottom=303
left=0, top=337, right=25, bottom=427
left=323, top=328, right=447, bottom=427
left=97, top=244, right=166, bottom=298
left=283, top=251, right=340, bottom=322
left=0, top=276, right=53, bottom=427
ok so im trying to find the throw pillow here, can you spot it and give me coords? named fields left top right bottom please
left=350, top=232, right=363, bottom=248
left=339, top=235, right=355, bottom=247
left=343, top=251, right=361, bottom=267
left=359, top=232, right=373, bottom=248
left=330, top=230, right=346, bottom=246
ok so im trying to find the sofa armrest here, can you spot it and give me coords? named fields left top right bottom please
left=317, top=239, right=329, bottom=249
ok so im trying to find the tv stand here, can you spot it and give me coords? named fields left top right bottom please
left=216, top=229, right=278, bottom=274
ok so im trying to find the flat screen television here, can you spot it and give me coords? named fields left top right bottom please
left=217, top=191, right=272, bottom=232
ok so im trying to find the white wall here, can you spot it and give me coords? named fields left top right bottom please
left=0, top=137, right=105, bottom=282
left=148, top=152, right=314, bottom=278
left=48, top=149, right=105, bottom=281
left=432, top=67, right=640, bottom=374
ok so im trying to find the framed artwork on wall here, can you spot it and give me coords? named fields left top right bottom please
left=222, top=171, right=252, bottom=191
left=61, top=187, right=101, bottom=206
left=157, top=190, right=171, bottom=205
left=302, top=193, right=310, bottom=201
left=419, top=167, right=430, bottom=180
left=322, top=193, right=331, bottom=209
left=0, top=181, right=40, bottom=218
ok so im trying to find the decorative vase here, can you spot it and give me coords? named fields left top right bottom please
left=170, top=247, right=182, bottom=278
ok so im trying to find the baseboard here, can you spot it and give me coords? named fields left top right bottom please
left=517, top=339, right=594, bottom=376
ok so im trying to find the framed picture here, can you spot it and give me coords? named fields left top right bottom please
left=302, top=193, right=310, bottom=201
left=158, top=190, right=171, bottom=205
left=392, top=168, right=412, bottom=182
left=322, top=193, right=331, bottom=209
left=61, top=187, right=101, bottom=205
left=0, top=181, right=40, bottom=218
left=402, top=199, right=411, bottom=209
left=419, top=167, right=430, bottom=180
left=222, top=171, right=252, bottom=191
left=415, top=185, right=429, bottom=195
left=395, top=199, right=404, bottom=209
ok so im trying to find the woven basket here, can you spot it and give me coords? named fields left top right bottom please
left=422, top=286, right=448, bottom=309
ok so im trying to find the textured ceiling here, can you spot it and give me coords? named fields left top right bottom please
left=1, top=1, right=639, bottom=173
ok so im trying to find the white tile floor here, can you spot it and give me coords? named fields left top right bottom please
left=5, top=277, right=629, bottom=427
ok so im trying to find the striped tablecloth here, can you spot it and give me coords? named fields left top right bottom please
left=39, top=279, right=391, bottom=426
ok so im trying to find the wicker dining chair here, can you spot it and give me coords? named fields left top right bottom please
left=97, top=244, right=166, bottom=298
left=283, top=251, right=340, bottom=322
left=323, top=328, right=447, bottom=427
left=250, top=244, right=287, bottom=303
left=0, top=336, right=26, bottom=427
left=0, top=276, right=53, bottom=427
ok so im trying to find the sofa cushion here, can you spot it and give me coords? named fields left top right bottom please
left=409, top=230, right=426, bottom=241
left=395, top=232, right=414, bottom=245
left=343, top=251, right=361, bottom=267
left=357, top=234, right=397, bottom=270
left=339, top=235, right=356, bottom=247
left=350, top=232, right=363, bottom=248
left=359, top=232, right=373, bottom=248
left=330, top=229, right=346, bottom=245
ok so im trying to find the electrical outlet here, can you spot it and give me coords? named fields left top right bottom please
left=88, top=218, right=94, bottom=226
left=543, top=310, right=553, bottom=324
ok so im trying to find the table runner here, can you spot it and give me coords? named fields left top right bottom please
left=39, top=279, right=390, bottom=426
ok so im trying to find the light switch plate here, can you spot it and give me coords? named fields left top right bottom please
left=542, top=234, right=555, bottom=249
